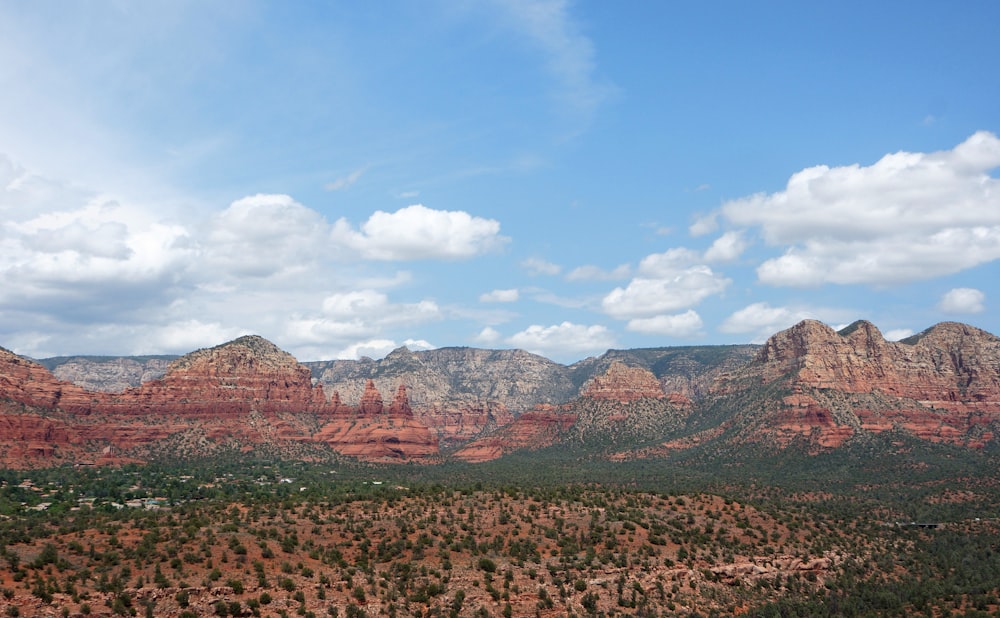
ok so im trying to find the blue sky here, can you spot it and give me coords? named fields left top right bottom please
left=1, top=1, right=998, bottom=363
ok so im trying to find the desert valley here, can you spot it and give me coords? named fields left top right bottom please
left=1, top=320, right=1000, bottom=616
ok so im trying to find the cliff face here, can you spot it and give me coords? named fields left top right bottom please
left=707, top=320, right=1000, bottom=451
left=309, top=346, right=568, bottom=447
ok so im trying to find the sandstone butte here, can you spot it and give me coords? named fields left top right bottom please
left=581, top=361, right=667, bottom=402
left=715, top=320, right=1000, bottom=451
left=0, top=336, right=438, bottom=466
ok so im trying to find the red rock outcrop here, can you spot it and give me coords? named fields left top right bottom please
left=0, top=347, right=99, bottom=413
left=582, top=362, right=666, bottom=402
left=357, top=379, right=385, bottom=416
left=316, top=382, right=439, bottom=461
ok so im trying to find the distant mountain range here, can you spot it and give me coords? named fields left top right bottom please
left=2, top=319, right=998, bottom=468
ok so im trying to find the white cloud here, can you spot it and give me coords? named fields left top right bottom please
left=280, top=290, right=442, bottom=356
left=704, top=231, right=748, bottom=263
left=480, top=288, right=520, bottom=303
left=139, top=320, right=251, bottom=355
left=474, top=326, right=503, bottom=345
left=602, top=269, right=729, bottom=319
left=320, top=290, right=442, bottom=325
left=938, top=287, right=985, bottom=314
left=719, top=302, right=825, bottom=343
left=334, top=339, right=399, bottom=360
left=522, top=257, right=562, bottom=276
left=626, top=310, right=703, bottom=337
left=324, top=166, right=367, bottom=191
left=719, top=132, right=1000, bottom=286
left=321, top=289, right=391, bottom=318
left=506, top=321, right=616, bottom=359
left=601, top=246, right=731, bottom=321
left=565, top=263, right=630, bottom=282
left=636, top=248, right=703, bottom=276
left=403, top=339, right=435, bottom=351
left=689, top=213, right=718, bottom=237
left=884, top=328, right=915, bottom=341
left=331, top=204, right=509, bottom=261
left=206, top=194, right=329, bottom=279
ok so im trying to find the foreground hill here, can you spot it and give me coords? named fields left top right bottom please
left=2, top=320, right=999, bottom=468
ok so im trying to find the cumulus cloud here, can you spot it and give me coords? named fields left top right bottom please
left=718, top=302, right=844, bottom=343
left=688, top=212, right=718, bottom=237
left=602, top=269, right=729, bottom=319
left=938, top=287, right=985, bottom=314
left=474, top=326, right=503, bottom=345
left=506, top=321, right=615, bottom=358
left=565, top=263, right=630, bottom=282
left=0, top=155, right=511, bottom=358
left=704, top=231, right=748, bottom=263
left=626, top=310, right=703, bottom=337
left=333, top=339, right=399, bottom=360
left=603, top=247, right=730, bottom=316
left=719, top=132, right=1000, bottom=286
left=321, top=290, right=441, bottom=324
left=522, top=257, right=561, bottom=276
left=206, top=194, right=329, bottom=279
left=139, top=320, right=251, bottom=355
left=480, top=288, right=520, bottom=303
left=331, top=204, right=508, bottom=260
left=1, top=190, right=196, bottom=321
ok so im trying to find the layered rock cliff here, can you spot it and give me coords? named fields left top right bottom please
left=704, top=320, right=1000, bottom=451
left=308, top=347, right=565, bottom=446
left=315, top=381, right=439, bottom=461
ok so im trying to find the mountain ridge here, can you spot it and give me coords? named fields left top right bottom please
left=2, top=319, right=998, bottom=468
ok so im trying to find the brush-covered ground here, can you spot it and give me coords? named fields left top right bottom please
left=1, top=456, right=999, bottom=618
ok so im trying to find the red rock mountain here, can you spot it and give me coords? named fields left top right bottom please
left=4, top=320, right=1000, bottom=467
left=700, top=320, right=1000, bottom=452
left=0, top=337, right=439, bottom=466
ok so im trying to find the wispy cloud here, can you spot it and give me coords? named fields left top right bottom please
left=325, top=166, right=368, bottom=191
left=491, top=0, right=615, bottom=129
